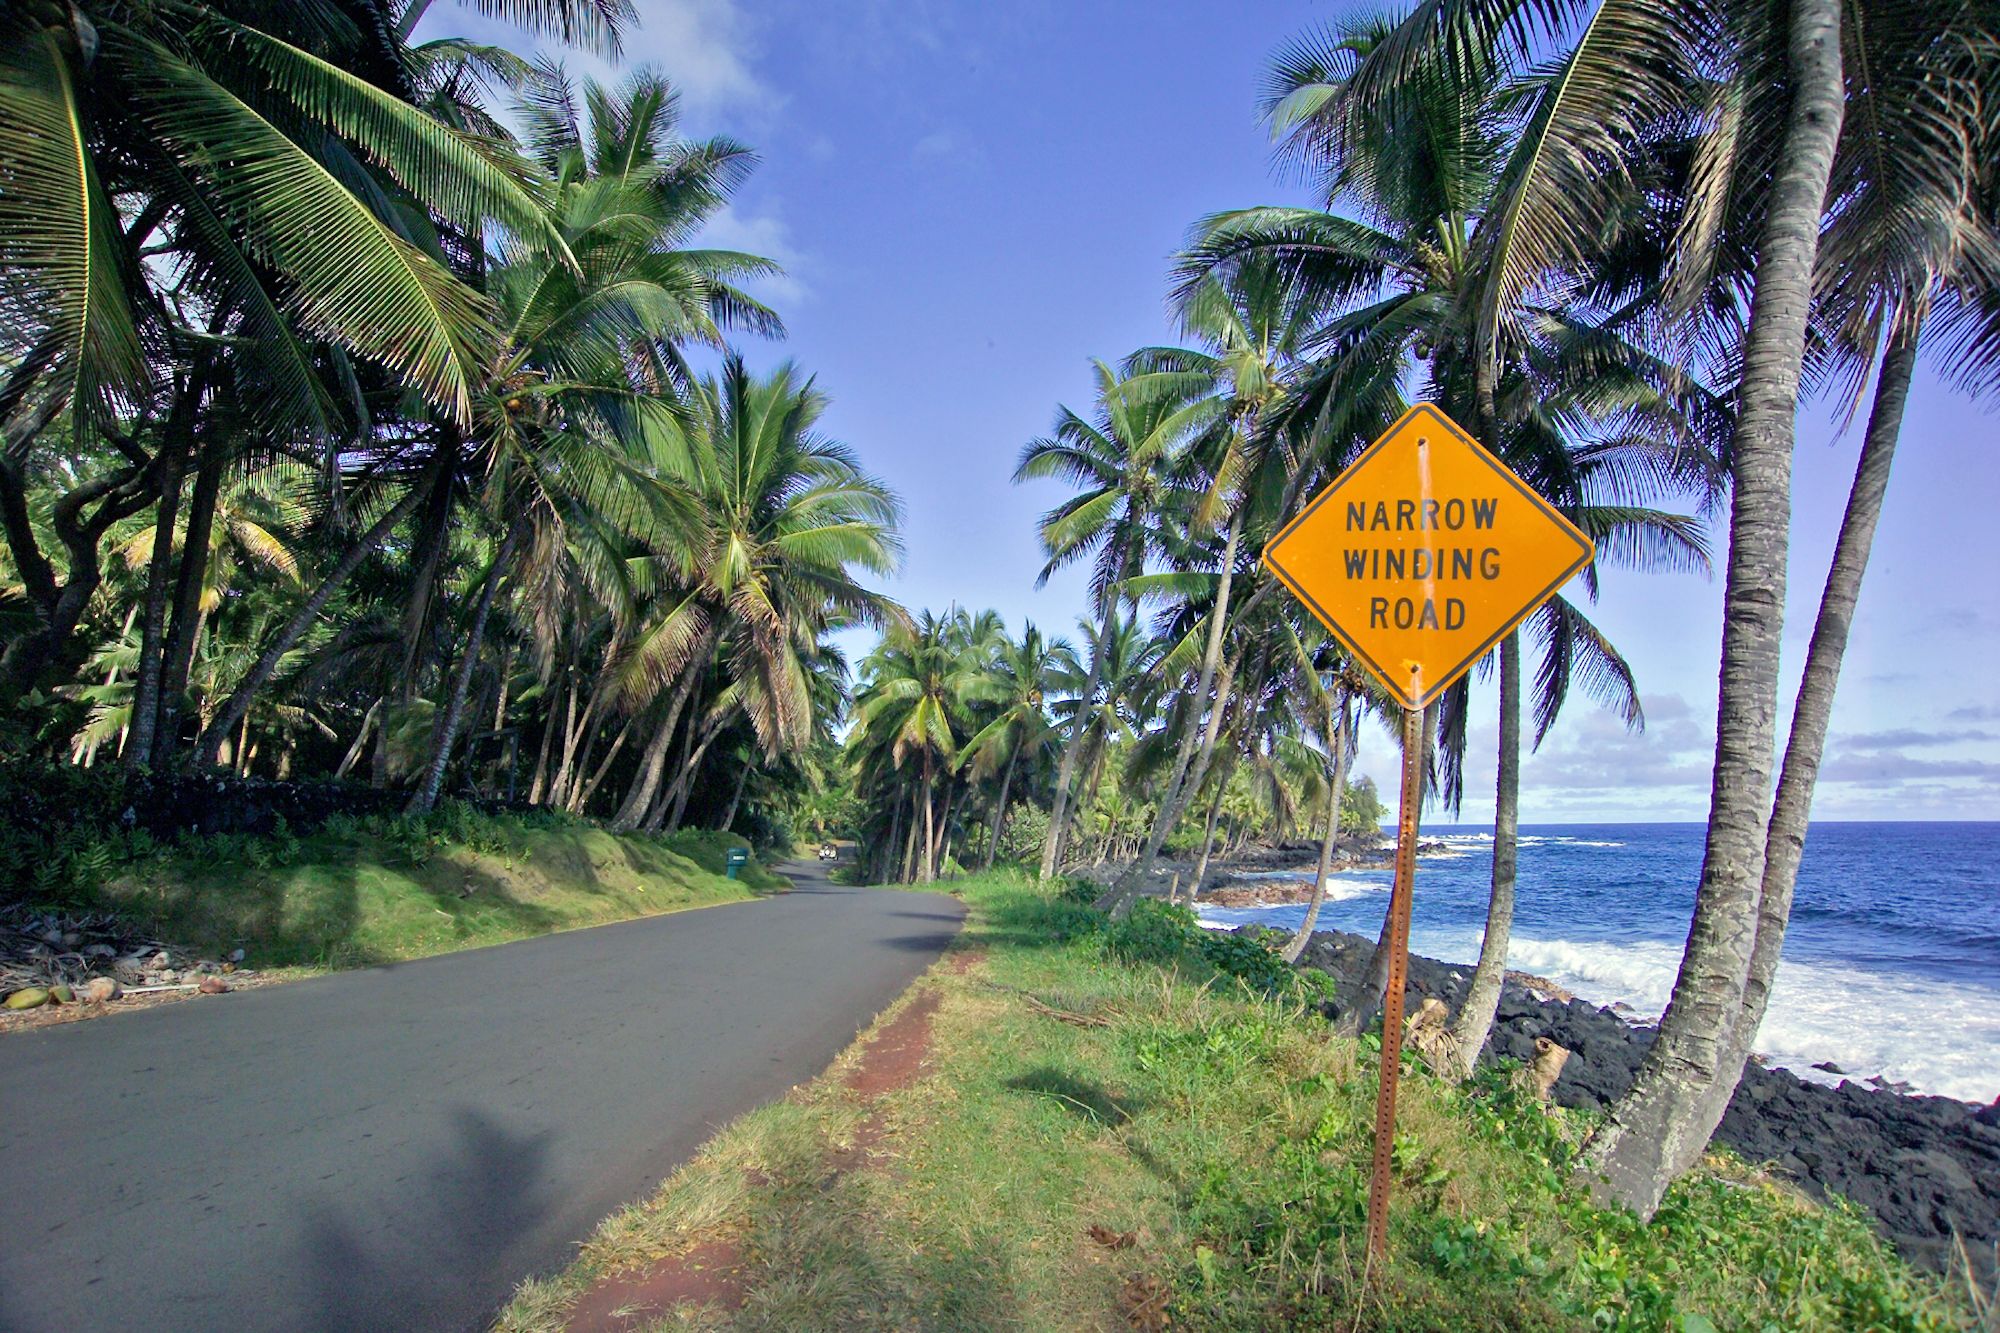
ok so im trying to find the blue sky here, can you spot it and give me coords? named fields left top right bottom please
left=420, top=0, right=2000, bottom=823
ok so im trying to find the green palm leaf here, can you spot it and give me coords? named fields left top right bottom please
left=0, top=23, right=148, bottom=421
left=192, top=11, right=577, bottom=269
left=117, top=28, right=496, bottom=422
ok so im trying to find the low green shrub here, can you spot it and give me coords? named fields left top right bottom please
left=1089, top=896, right=1334, bottom=1005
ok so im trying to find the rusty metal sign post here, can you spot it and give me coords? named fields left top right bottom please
left=1366, top=702, right=1425, bottom=1265
left=1259, top=403, right=1593, bottom=1270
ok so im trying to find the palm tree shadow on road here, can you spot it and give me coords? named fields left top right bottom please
left=298, top=1108, right=553, bottom=1331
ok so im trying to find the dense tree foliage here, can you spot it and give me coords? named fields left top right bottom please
left=0, top=0, right=893, bottom=851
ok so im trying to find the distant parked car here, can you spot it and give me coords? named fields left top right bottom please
left=818, top=844, right=837, bottom=861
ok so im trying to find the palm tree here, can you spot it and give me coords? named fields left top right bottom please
left=1108, top=254, right=1341, bottom=906
left=852, top=612, right=984, bottom=882
left=395, top=68, right=792, bottom=812
left=1340, top=0, right=1988, bottom=1214
left=1311, top=0, right=1902, bottom=1215
left=182, top=59, right=791, bottom=800
left=1679, top=1, right=2000, bottom=1176
left=0, top=0, right=581, bottom=708
left=1280, top=660, right=1365, bottom=964
left=609, top=356, right=900, bottom=830
left=1047, top=611, right=1167, bottom=863
left=1014, top=362, right=1221, bottom=879
left=1324, top=0, right=1990, bottom=1211
left=959, top=621, right=1077, bottom=870
left=1182, top=10, right=1723, bottom=1048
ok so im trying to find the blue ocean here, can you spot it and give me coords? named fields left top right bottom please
left=1195, top=823, right=2000, bottom=1103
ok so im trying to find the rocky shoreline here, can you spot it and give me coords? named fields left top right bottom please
left=1067, top=836, right=1430, bottom=902
left=1284, top=926, right=2000, bottom=1280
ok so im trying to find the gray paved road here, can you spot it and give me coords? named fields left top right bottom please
left=0, top=864, right=961, bottom=1331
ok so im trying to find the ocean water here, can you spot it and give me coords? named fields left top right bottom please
left=1194, top=823, right=2000, bottom=1103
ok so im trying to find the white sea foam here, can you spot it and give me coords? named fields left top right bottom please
left=1195, top=909, right=2000, bottom=1102
left=1444, top=930, right=2000, bottom=1102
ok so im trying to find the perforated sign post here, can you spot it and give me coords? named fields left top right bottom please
left=1261, top=403, right=1592, bottom=1267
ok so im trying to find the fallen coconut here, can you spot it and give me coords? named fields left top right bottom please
left=4, top=988, right=51, bottom=1011
left=197, top=976, right=230, bottom=995
left=82, top=977, right=121, bottom=1004
left=49, top=984, right=74, bottom=1004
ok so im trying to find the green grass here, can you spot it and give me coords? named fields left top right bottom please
left=497, top=871, right=1969, bottom=1333
left=58, top=806, right=789, bottom=972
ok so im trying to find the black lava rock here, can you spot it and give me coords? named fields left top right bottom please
left=1289, top=928, right=2000, bottom=1280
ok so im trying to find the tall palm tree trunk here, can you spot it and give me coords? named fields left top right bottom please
left=528, top=705, right=557, bottom=806
left=1710, top=324, right=1919, bottom=1116
left=1113, top=508, right=1244, bottom=896
left=1282, top=688, right=1353, bottom=965
left=547, top=679, right=588, bottom=805
left=657, top=714, right=726, bottom=831
left=920, top=752, right=938, bottom=884
left=1190, top=778, right=1227, bottom=897
left=409, top=525, right=518, bottom=814
left=1580, top=0, right=1846, bottom=1217
left=882, top=795, right=904, bottom=885
left=718, top=762, right=751, bottom=832
left=935, top=781, right=958, bottom=877
left=194, top=476, right=433, bottom=768
left=335, top=697, right=383, bottom=780
left=982, top=744, right=1021, bottom=870
left=901, top=784, right=922, bottom=882
left=1041, top=538, right=1135, bottom=880
left=490, top=643, right=513, bottom=733
left=1446, top=632, right=1522, bottom=1076
left=611, top=633, right=711, bottom=831
left=152, top=436, right=224, bottom=765
left=564, top=682, right=616, bottom=810
left=1100, top=652, right=1237, bottom=916
left=125, top=416, right=194, bottom=770
left=538, top=664, right=579, bottom=804
left=574, top=712, right=640, bottom=813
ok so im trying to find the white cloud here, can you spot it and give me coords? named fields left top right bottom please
left=414, top=0, right=772, bottom=122
left=616, top=0, right=768, bottom=115
left=1818, top=752, right=2000, bottom=783
left=698, top=203, right=809, bottom=307
left=1834, top=727, right=1999, bottom=751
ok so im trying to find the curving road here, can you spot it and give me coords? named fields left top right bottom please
left=0, top=863, right=961, bottom=1332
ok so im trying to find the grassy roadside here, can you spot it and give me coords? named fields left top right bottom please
left=18, top=804, right=789, bottom=974
left=498, top=871, right=1965, bottom=1332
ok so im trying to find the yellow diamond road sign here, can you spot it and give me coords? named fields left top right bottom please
left=1263, top=403, right=1594, bottom=710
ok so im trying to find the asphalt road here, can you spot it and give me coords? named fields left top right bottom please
left=0, top=863, right=962, bottom=1331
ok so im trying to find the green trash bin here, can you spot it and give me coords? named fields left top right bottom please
left=725, top=847, right=749, bottom=879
